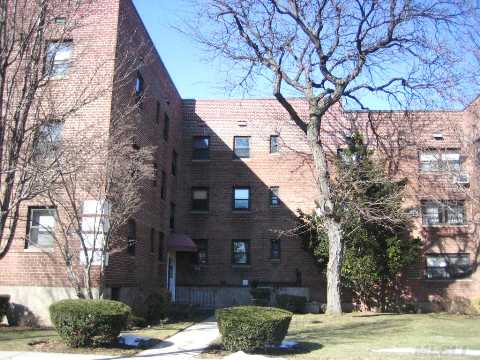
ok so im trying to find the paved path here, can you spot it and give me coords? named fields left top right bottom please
left=133, top=317, right=219, bottom=359
left=0, top=318, right=220, bottom=360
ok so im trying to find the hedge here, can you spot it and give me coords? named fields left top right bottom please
left=276, top=294, right=307, bottom=313
left=0, top=295, right=9, bottom=321
left=49, top=299, right=131, bottom=347
left=216, top=306, right=292, bottom=353
left=144, top=288, right=171, bottom=323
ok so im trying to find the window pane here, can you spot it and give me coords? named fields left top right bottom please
left=234, top=137, right=250, bottom=158
left=426, top=254, right=471, bottom=279
left=234, top=188, right=250, bottom=209
left=235, top=188, right=249, bottom=199
left=270, top=187, right=279, bottom=207
left=422, top=202, right=440, bottom=225
left=194, top=137, right=209, bottom=149
left=29, top=208, right=55, bottom=247
left=446, top=201, right=465, bottom=225
left=235, top=137, right=249, bottom=148
left=193, top=137, right=210, bottom=160
left=271, top=239, right=280, bottom=259
left=420, top=150, right=461, bottom=172
left=46, top=42, right=72, bottom=77
left=270, top=136, right=279, bottom=153
left=233, top=240, right=248, bottom=264
left=193, top=189, right=208, bottom=200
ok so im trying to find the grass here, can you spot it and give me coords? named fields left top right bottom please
left=0, top=321, right=195, bottom=356
left=204, top=313, right=480, bottom=360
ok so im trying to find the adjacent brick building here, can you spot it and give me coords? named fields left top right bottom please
left=1, top=0, right=479, bottom=324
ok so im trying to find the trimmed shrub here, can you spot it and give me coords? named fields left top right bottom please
left=0, top=295, right=9, bottom=322
left=250, top=288, right=271, bottom=307
left=276, top=294, right=307, bottom=313
left=216, top=306, right=292, bottom=353
left=144, top=288, right=171, bottom=323
left=49, top=299, right=131, bottom=347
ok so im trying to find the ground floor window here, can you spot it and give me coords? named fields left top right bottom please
left=426, top=253, right=471, bottom=279
left=232, top=239, right=250, bottom=265
left=26, top=207, right=56, bottom=248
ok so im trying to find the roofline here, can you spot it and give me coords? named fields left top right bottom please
left=129, top=0, right=182, bottom=100
left=182, top=97, right=466, bottom=113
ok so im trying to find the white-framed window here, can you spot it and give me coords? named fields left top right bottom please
left=419, top=149, right=461, bottom=172
left=426, top=253, right=471, bottom=279
left=421, top=200, right=465, bottom=226
left=27, top=207, right=56, bottom=248
left=45, top=41, right=73, bottom=77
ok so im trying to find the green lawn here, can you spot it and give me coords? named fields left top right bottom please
left=203, top=312, right=480, bottom=359
left=0, top=321, right=194, bottom=356
left=285, top=313, right=480, bottom=359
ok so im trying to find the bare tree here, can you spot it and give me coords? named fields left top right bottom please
left=188, top=0, right=478, bottom=313
left=43, top=109, right=154, bottom=299
left=0, top=0, right=105, bottom=258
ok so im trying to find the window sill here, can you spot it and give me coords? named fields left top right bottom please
left=269, top=259, right=281, bottom=263
left=422, top=225, right=468, bottom=228
left=232, top=264, right=251, bottom=269
left=192, top=159, right=210, bottom=162
left=232, top=158, right=251, bottom=162
left=269, top=152, right=281, bottom=156
left=24, top=247, right=54, bottom=253
left=424, top=278, right=473, bottom=282
left=47, top=75, right=69, bottom=81
left=190, top=210, right=209, bottom=214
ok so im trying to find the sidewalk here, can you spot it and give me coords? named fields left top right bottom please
left=133, top=317, right=219, bottom=359
left=0, top=318, right=220, bottom=360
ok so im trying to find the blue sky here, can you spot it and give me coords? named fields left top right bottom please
left=132, top=1, right=476, bottom=109
left=132, top=0, right=263, bottom=100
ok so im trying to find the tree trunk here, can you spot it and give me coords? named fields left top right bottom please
left=307, top=109, right=343, bottom=315
left=325, top=219, right=343, bottom=314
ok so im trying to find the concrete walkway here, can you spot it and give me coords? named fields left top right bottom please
left=132, top=317, right=219, bottom=359
left=0, top=318, right=220, bottom=360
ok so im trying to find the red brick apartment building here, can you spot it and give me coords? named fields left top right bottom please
left=1, top=0, right=480, bottom=324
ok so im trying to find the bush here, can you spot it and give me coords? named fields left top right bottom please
left=276, top=294, right=307, bottom=313
left=0, top=295, right=9, bottom=321
left=128, top=314, right=148, bottom=329
left=216, top=306, right=292, bottom=353
left=250, top=288, right=271, bottom=307
left=143, top=288, right=171, bottom=323
left=49, top=299, right=131, bottom=347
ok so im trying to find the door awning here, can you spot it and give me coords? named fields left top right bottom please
left=168, top=233, right=197, bottom=252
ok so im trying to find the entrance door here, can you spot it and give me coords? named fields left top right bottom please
left=167, top=252, right=176, bottom=302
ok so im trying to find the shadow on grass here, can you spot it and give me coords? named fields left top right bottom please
left=288, top=317, right=411, bottom=346
left=203, top=341, right=323, bottom=358
left=0, top=327, right=55, bottom=342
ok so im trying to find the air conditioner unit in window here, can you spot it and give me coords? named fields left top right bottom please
left=454, top=173, right=470, bottom=185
